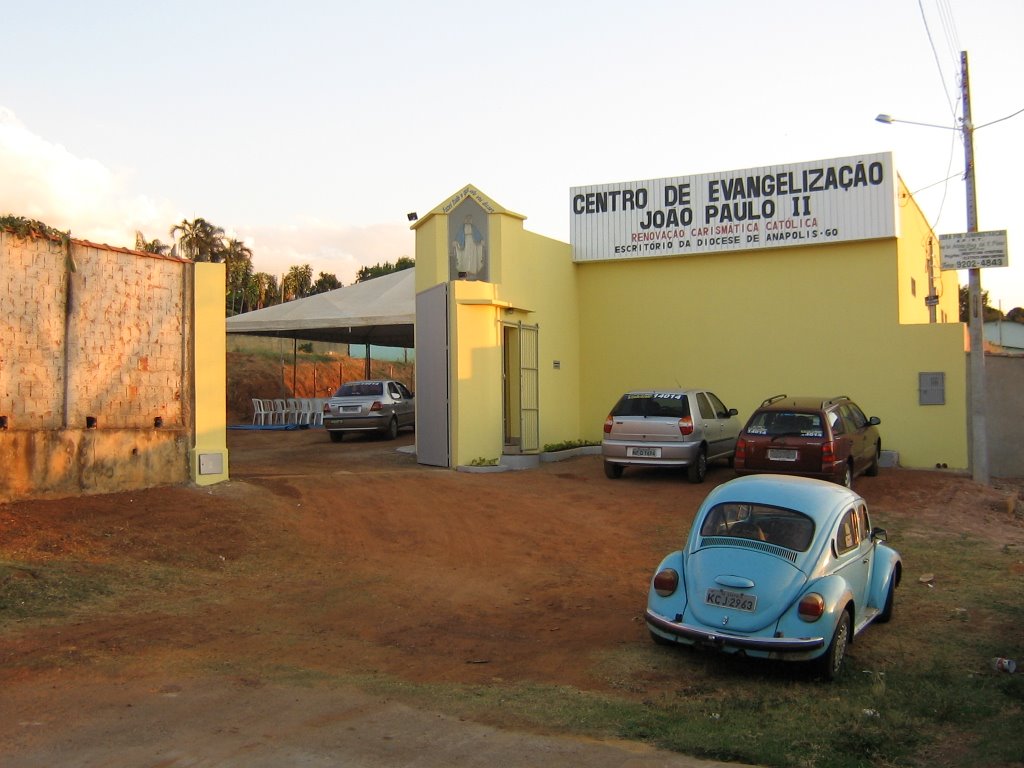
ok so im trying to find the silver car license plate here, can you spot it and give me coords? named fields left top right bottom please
left=705, top=588, right=757, bottom=612
left=768, top=448, right=798, bottom=461
left=627, top=446, right=661, bottom=458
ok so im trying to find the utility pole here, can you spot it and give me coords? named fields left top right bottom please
left=961, top=50, right=989, bottom=484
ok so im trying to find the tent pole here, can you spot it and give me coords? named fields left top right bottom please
left=292, top=338, right=297, bottom=394
left=364, top=344, right=371, bottom=379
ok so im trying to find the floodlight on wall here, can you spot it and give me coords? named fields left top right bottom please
left=407, top=212, right=418, bottom=222
left=154, top=416, right=164, bottom=428
left=0, top=415, right=8, bottom=430
left=86, top=416, right=98, bottom=429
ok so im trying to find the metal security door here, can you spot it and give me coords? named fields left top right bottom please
left=519, top=323, right=539, bottom=453
left=415, top=283, right=450, bottom=467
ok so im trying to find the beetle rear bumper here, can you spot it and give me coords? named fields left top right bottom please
left=645, top=609, right=825, bottom=652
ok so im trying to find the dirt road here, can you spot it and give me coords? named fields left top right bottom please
left=1, top=428, right=1020, bottom=766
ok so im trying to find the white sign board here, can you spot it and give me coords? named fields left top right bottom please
left=939, top=230, right=1009, bottom=270
left=570, top=153, right=897, bottom=262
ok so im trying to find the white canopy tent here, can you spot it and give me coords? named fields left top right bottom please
left=226, top=268, right=415, bottom=349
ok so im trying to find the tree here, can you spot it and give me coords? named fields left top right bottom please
left=282, top=264, right=313, bottom=301
left=134, top=231, right=171, bottom=255
left=1006, top=306, right=1024, bottom=323
left=311, top=272, right=342, bottom=294
left=169, top=218, right=226, bottom=262
left=252, top=272, right=279, bottom=309
left=958, top=284, right=1003, bottom=323
left=223, top=238, right=254, bottom=314
left=355, top=256, right=414, bottom=283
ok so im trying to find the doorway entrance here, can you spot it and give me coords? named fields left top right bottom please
left=502, top=322, right=539, bottom=454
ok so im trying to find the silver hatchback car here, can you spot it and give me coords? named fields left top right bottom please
left=322, top=379, right=415, bottom=442
left=601, top=389, right=740, bottom=483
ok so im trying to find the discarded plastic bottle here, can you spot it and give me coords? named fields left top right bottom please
left=992, top=657, right=1017, bottom=673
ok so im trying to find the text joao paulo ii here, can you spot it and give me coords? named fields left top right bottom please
left=569, top=153, right=897, bottom=262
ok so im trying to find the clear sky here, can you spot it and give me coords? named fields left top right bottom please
left=2, top=0, right=1021, bottom=309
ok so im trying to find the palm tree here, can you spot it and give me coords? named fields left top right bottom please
left=252, top=272, right=278, bottom=309
left=222, top=238, right=254, bottom=314
left=134, top=231, right=171, bottom=255
left=169, top=218, right=226, bottom=262
left=282, top=264, right=313, bottom=302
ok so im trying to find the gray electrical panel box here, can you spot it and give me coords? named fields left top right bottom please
left=918, top=372, right=945, bottom=405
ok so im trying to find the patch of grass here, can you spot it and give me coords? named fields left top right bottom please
left=0, top=560, right=115, bottom=620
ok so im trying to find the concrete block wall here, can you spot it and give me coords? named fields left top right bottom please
left=1, top=231, right=195, bottom=501
left=68, top=242, right=186, bottom=429
left=2, top=233, right=67, bottom=429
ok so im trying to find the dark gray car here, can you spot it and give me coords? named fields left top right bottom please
left=322, top=379, right=415, bottom=442
left=601, top=389, right=740, bottom=483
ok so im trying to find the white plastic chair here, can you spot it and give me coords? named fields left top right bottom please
left=286, top=398, right=301, bottom=424
left=310, top=398, right=325, bottom=426
left=271, top=398, right=287, bottom=425
left=252, top=398, right=269, bottom=425
left=296, top=398, right=313, bottom=426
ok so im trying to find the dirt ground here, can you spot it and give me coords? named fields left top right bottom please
left=1, top=428, right=1022, bottom=767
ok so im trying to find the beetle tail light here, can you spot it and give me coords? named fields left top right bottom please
left=603, top=415, right=614, bottom=434
left=678, top=416, right=694, bottom=436
left=798, top=593, right=825, bottom=622
left=652, top=568, right=679, bottom=597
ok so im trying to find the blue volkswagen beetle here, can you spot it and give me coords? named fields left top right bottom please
left=645, top=474, right=901, bottom=679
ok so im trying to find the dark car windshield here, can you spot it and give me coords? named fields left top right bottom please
left=700, top=502, right=815, bottom=551
left=745, top=410, right=824, bottom=438
left=612, top=393, right=690, bottom=418
left=337, top=382, right=383, bottom=397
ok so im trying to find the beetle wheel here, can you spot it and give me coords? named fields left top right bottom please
left=818, top=609, right=851, bottom=681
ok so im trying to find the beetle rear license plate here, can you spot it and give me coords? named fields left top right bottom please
left=705, top=588, right=757, bottom=612
left=767, top=448, right=798, bottom=461
left=627, top=446, right=661, bottom=458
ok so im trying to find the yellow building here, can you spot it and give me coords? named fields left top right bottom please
left=411, top=153, right=966, bottom=472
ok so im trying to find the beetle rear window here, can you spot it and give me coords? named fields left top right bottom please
left=700, top=503, right=815, bottom=551
left=612, top=393, right=690, bottom=418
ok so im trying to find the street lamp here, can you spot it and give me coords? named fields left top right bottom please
left=877, top=50, right=988, bottom=484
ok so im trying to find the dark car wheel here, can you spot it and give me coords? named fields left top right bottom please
left=604, top=461, right=624, bottom=479
left=687, top=449, right=707, bottom=484
left=385, top=417, right=399, bottom=440
left=328, top=431, right=344, bottom=443
left=818, top=609, right=851, bottom=681
left=865, top=443, right=881, bottom=477
left=839, top=463, right=852, bottom=488
left=649, top=629, right=675, bottom=646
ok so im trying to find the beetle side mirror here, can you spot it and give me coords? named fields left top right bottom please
left=869, top=416, right=881, bottom=426
left=871, top=527, right=888, bottom=542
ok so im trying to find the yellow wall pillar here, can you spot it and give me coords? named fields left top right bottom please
left=190, top=262, right=229, bottom=485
